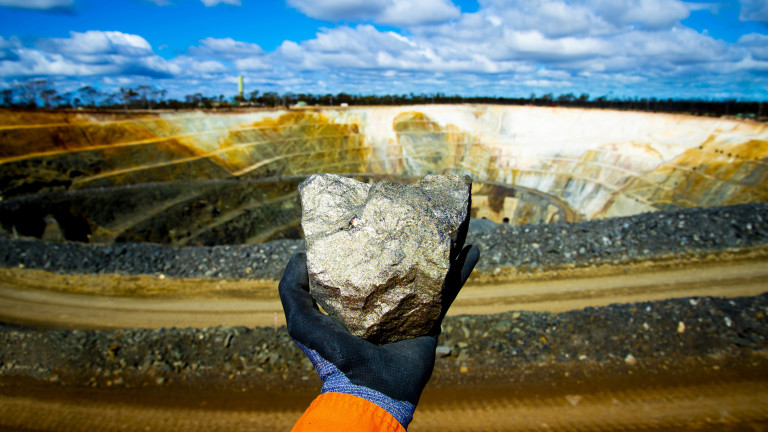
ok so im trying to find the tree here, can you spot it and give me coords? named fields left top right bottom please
left=0, top=89, right=13, bottom=107
left=557, top=93, right=575, bottom=104
left=52, top=94, right=69, bottom=108
left=40, top=88, right=57, bottom=108
left=119, top=87, right=139, bottom=110
left=283, top=92, right=295, bottom=108
left=336, top=92, right=352, bottom=105
left=153, top=89, right=167, bottom=105
left=136, top=85, right=154, bottom=109
left=184, top=92, right=214, bottom=108
left=185, top=93, right=202, bottom=106
left=166, top=98, right=182, bottom=110
left=102, top=92, right=120, bottom=107
left=595, top=95, right=608, bottom=107
left=16, top=79, right=50, bottom=108
left=77, top=86, right=102, bottom=107
left=261, top=92, right=279, bottom=107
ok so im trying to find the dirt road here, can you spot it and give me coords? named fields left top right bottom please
left=1, top=254, right=767, bottom=329
left=1, top=357, right=767, bottom=432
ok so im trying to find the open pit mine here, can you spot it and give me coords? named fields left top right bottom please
left=1, top=105, right=768, bottom=431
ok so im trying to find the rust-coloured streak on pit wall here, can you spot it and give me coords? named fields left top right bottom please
left=0, top=106, right=766, bottom=246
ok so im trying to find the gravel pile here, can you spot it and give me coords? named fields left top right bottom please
left=1, top=294, right=766, bottom=389
left=469, top=202, right=768, bottom=274
left=0, top=238, right=303, bottom=280
left=1, top=202, right=767, bottom=279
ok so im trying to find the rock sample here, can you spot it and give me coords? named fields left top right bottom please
left=299, top=173, right=472, bottom=344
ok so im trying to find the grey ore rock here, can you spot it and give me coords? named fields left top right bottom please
left=299, top=173, right=472, bottom=344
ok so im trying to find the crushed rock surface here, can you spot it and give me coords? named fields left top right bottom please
left=0, top=294, right=766, bottom=391
left=1, top=202, right=767, bottom=279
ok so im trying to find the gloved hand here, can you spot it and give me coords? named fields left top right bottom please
left=279, top=245, right=479, bottom=429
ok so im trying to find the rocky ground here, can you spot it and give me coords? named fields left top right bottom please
left=1, top=202, right=767, bottom=392
left=0, top=293, right=766, bottom=393
left=1, top=202, right=767, bottom=280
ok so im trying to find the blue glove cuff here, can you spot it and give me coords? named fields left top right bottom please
left=296, top=341, right=416, bottom=428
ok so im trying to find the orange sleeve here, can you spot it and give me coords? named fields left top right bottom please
left=291, top=392, right=406, bottom=432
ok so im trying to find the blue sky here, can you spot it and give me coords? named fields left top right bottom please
left=1, top=0, right=767, bottom=101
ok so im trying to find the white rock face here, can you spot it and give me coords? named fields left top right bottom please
left=12, top=105, right=764, bottom=229
left=147, top=105, right=767, bottom=221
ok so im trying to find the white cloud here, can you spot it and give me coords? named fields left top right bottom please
left=287, top=0, right=393, bottom=21
left=189, top=37, right=264, bottom=59
left=739, top=33, right=768, bottom=61
left=278, top=25, right=494, bottom=73
left=616, top=27, right=737, bottom=66
left=474, top=0, right=690, bottom=35
left=0, top=47, right=119, bottom=77
left=685, top=2, right=721, bottom=13
left=739, top=0, right=768, bottom=23
left=1, top=0, right=766, bottom=100
left=0, top=30, right=228, bottom=79
left=495, top=30, right=613, bottom=62
left=287, top=0, right=460, bottom=26
left=375, top=0, right=461, bottom=26
left=305, top=25, right=412, bottom=55
left=0, top=36, right=21, bottom=61
left=40, top=31, right=154, bottom=57
left=234, top=57, right=271, bottom=71
left=170, top=56, right=228, bottom=75
left=586, top=0, right=690, bottom=29
left=268, top=0, right=758, bottom=97
left=475, top=0, right=609, bottom=38
left=279, top=24, right=568, bottom=75
left=0, top=0, right=72, bottom=9
left=523, top=79, right=573, bottom=87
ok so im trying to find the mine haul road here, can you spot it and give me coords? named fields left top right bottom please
left=1, top=253, right=767, bottom=431
left=2, top=363, right=768, bottom=432
left=0, top=254, right=767, bottom=329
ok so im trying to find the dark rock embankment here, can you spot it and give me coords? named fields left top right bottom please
left=1, top=202, right=767, bottom=279
left=468, top=202, right=768, bottom=275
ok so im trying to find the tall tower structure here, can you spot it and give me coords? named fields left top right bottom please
left=238, top=75, right=244, bottom=100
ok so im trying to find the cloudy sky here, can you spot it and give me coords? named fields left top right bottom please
left=0, top=0, right=767, bottom=101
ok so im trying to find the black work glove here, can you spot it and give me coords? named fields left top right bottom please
left=279, top=245, right=479, bottom=429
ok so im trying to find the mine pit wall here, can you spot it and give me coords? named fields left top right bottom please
left=0, top=106, right=767, bottom=245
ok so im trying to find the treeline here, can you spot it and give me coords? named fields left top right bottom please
left=1, top=79, right=765, bottom=120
